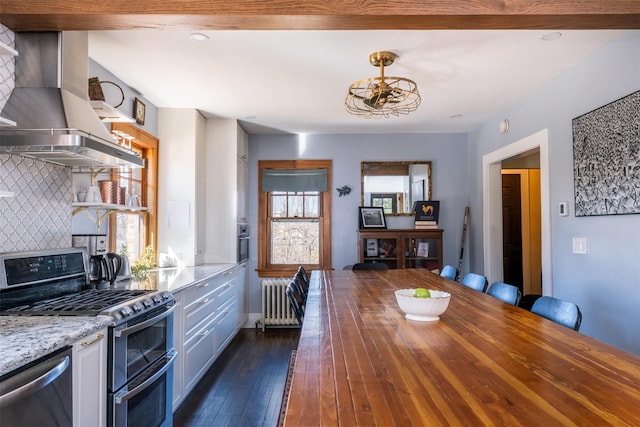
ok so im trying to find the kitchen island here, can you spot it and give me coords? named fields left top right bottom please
left=283, top=269, right=640, bottom=425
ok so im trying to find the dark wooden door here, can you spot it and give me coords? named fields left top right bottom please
left=502, top=174, right=523, bottom=291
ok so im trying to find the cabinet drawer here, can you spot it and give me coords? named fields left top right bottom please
left=216, top=277, right=236, bottom=309
left=183, top=317, right=216, bottom=393
left=216, top=299, right=239, bottom=354
left=183, top=278, right=219, bottom=309
left=184, top=293, right=216, bottom=338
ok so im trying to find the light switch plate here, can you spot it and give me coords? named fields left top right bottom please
left=572, top=237, right=587, bottom=254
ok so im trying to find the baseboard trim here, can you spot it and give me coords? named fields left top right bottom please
left=244, top=312, right=262, bottom=328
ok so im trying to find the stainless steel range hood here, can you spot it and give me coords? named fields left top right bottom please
left=0, top=32, right=144, bottom=168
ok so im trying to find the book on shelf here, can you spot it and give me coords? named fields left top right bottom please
left=415, top=224, right=438, bottom=229
left=415, top=220, right=438, bottom=229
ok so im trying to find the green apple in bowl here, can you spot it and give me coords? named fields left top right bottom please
left=413, top=288, right=431, bottom=298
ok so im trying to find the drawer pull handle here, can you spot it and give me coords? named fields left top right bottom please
left=199, top=298, right=209, bottom=304
left=224, top=271, right=232, bottom=276
left=81, top=333, right=104, bottom=347
left=198, top=282, right=209, bottom=288
left=198, top=329, right=209, bottom=337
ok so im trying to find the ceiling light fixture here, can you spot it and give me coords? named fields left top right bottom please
left=345, top=51, right=421, bottom=119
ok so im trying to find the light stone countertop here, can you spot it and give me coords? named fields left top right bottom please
left=0, top=263, right=236, bottom=377
left=0, top=315, right=114, bottom=376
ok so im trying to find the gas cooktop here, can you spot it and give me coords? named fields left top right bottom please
left=0, top=248, right=174, bottom=324
left=2, top=289, right=150, bottom=316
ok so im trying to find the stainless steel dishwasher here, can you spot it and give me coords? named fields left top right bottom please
left=0, top=346, right=73, bottom=426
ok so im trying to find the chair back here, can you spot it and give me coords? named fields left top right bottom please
left=486, top=282, right=522, bottom=305
left=460, top=273, right=488, bottom=292
left=286, top=281, right=305, bottom=326
left=296, top=266, right=310, bottom=293
left=352, top=262, right=389, bottom=271
left=531, top=296, right=582, bottom=331
left=293, top=273, right=308, bottom=304
left=440, top=265, right=457, bottom=280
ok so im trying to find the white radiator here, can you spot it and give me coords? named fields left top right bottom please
left=261, top=278, right=297, bottom=331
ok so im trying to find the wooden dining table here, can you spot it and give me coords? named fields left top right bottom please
left=282, top=269, right=640, bottom=426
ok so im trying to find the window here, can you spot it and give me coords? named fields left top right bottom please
left=109, top=123, right=159, bottom=262
left=371, top=193, right=399, bottom=214
left=258, top=160, right=332, bottom=277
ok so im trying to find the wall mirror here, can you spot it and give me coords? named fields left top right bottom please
left=361, top=161, right=432, bottom=216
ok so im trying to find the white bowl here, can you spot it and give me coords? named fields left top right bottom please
left=394, top=289, right=451, bottom=322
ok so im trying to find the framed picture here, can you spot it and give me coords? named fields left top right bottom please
left=359, top=207, right=386, bottom=229
left=414, top=200, right=440, bottom=222
left=134, top=97, right=146, bottom=125
left=573, top=90, right=640, bottom=216
left=416, top=242, right=430, bottom=257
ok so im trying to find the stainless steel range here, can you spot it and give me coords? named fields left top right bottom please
left=0, top=248, right=176, bottom=427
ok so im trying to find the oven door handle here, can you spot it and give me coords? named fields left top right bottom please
left=0, top=353, right=70, bottom=408
left=238, top=236, right=250, bottom=240
left=114, top=304, right=176, bottom=338
left=114, top=350, right=177, bottom=405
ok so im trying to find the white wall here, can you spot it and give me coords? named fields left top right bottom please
left=467, top=32, right=640, bottom=355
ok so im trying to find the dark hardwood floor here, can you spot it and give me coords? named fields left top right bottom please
left=173, top=327, right=300, bottom=427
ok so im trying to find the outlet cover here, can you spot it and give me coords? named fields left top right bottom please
left=572, top=237, right=587, bottom=254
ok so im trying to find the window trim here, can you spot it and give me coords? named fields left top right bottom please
left=257, top=160, right=332, bottom=277
left=109, top=123, right=159, bottom=260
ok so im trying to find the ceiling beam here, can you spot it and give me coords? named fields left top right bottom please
left=1, top=0, right=639, bottom=31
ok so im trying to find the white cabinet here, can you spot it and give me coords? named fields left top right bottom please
left=237, top=157, right=248, bottom=223
left=236, top=263, right=248, bottom=327
left=237, top=125, right=249, bottom=223
left=73, top=328, right=107, bottom=427
left=171, top=291, right=184, bottom=409
left=172, top=267, right=245, bottom=411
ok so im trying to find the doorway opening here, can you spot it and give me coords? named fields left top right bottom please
left=482, top=129, right=552, bottom=296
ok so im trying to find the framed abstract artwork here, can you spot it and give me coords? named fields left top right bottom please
left=572, top=90, right=640, bottom=216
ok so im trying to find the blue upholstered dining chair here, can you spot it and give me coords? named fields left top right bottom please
left=486, top=282, right=522, bottom=305
left=530, top=296, right=582, bottom=331
left=460, top=273, right=488, bottom=292
left=440, top=264, right=457, bottom=280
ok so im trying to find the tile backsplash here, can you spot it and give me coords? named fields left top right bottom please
left=1, top=24, right=71, bottom=252
left=0, top=154, right=72, bottom=252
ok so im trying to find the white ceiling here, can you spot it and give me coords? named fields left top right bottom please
left=88, top=30, right=631, bottom=135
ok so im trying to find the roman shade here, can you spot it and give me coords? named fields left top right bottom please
left=262, top=168, right=328, bottom=192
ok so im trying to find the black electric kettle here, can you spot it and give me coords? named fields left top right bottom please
left=106, top=253, right=123, bottom=284
left=89, top=255, right=114, bottom=286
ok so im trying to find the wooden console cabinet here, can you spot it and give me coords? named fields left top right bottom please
left=357, top=229, right=443, bottom=271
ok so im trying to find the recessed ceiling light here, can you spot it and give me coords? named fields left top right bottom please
left=245, top=115, right=257, bottom=120
left=449, top=114, right=462, bottom=119
left=189, top=33, right=209, bottom=41
left=541, top=32, right=562, bottom=41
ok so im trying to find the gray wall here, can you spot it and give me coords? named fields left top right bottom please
left=246, top=132, right=469, bottom=319
left=467, top=32, right=640, bottom=355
